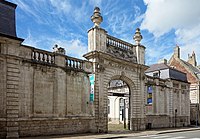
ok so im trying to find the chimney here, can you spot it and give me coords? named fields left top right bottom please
left=158, top=59, right=167, bottom=65
left=0, top=0, right=17, bottom=37
left=188, top=51, right=197, bottom=66
left=174, top=45, right=180, bottom=58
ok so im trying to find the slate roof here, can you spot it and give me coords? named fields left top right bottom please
left=169, top=68, right=187, bottom=82
left=180, top=59, right=200, bottom=80
left=145, top=63, right=188, bottom=82
left=145, top=63, right=169, bottom=73
left=0, top=0, right=17, bottom=37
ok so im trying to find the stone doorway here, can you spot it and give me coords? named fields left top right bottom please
left=107, top=79, right=130, bottom=131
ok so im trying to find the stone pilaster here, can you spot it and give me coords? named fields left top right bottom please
left=6, top=58, right=20, bottom=138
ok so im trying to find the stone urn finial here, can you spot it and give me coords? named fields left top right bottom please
left=91, top=7, right=103, bottom=27
left=134, top=28, right=143, bottom=45
left=53, top=44, right=66, bottom=55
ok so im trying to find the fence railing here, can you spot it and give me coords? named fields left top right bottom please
left=106, top=35, right=134, bottom=51
left=66, top=56, right=84, bottom=70
left=32, top=49, right=55, bottom=64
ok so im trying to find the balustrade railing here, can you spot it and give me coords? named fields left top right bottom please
left=32, top=49, right=55, bottom=64
left=106, top=35, right=134, bottom=51
left=66, top=56, right=84, bottom=70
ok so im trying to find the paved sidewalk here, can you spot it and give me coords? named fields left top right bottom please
left=21, top=127, right=200, bottom=139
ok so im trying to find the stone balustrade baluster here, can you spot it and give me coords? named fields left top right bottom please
left=69, top=59, right=71, bottom=67
left=42, top=53, right=45, bottom=62
left=38, top=52, right=41, bottom=61
left=46, top=54, right=49, bottom=63
left=33, top=51, right=36, bottom=60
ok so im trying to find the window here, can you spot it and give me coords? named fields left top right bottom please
left=147, top=86, right=153, bottom=104
left=153, top=72, right=159, bottom=77
left=173, top=83, right=179, bottom=88
left=181, top=84, right=186, bottom=89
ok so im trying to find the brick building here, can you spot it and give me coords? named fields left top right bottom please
left=169, top=46, right=200, bottom=125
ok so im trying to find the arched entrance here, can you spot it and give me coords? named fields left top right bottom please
left=107, top=79, right=130, bottom=131
left=84, top=48, right=147, bottom=133
left=83, top=7, right=148, bottom=133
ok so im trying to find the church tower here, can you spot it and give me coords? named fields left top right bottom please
left=188, top=51, right=197, bottom=66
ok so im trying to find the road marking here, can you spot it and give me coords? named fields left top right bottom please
left=139, top=135, right=158, bottom=137
left=165, top=137, right=185, bottom=139
left=138, top=135, right=200, bottom=139
left=152, top=135, right=170, bottom=138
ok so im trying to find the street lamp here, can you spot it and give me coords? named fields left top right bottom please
left=196, top=104, right=199, bottom=127
left=194, top=72, right=200, bottom=127
left=175, top=109, right=177, bottom=127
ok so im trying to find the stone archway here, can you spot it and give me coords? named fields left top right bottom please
left=83, top=7, right=148, bottom=133
left=105, top=71, right=146, bottom=132
left=84, top=50, right=147, bottom=132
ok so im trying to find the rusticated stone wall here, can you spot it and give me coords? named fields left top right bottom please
left=0, top=35, right=95, bottom=138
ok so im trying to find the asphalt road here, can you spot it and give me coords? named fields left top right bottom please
left=122, top=130, right=200, bottom=139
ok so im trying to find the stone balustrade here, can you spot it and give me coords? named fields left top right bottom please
left=31, top=48, right=55, bottom=64
left=66, top=56, right=84, bottom=70
left=106, top=35, right=133, bottom=51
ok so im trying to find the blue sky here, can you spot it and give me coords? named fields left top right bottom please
left=8, top=0, right=200, bottom=65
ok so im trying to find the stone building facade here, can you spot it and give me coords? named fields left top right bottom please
left=145, top=61, right=190, bottom=128
left=169, top=46, right=200, bottom=125
left=0, top=1, right=148, bottom=138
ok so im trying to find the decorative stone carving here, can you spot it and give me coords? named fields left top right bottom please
left=134, top=28, right=143, bottom=45
left=53, top=44, right=66, bottom=55
left=104, top=60, right=136, bottom=72
left=106, top=45, right=137, bottom=63
left=91, top=7, right=103, bottom=27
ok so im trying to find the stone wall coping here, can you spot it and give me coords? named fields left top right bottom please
left=18, top=116, right=95, bottom=121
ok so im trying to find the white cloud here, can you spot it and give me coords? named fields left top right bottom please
left=54, top=39, right=88, bottom=59
left=22, top=30, right=87, bottom=59
left=89, top=0, right=102, bottom=7
left=22, top=30, right=39, bottom=47
left=141, top=0, right=200, bottom=37
left=145, top=44, right=172, bottom=65
left=133, top=5, right=141, bottom=18
left=141, top=0, right=200, bottom=65
left=106, top=5, right=142, bottom=36
left=50, top=0, right=71, bottom=14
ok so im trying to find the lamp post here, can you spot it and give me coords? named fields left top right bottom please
left=195, top=81, right=199, bottom=127
left=193, top=72, right=200, bottom=127
left=175, top=109, right=177, bottom=127
left=196, top=103, right=199, bottom=127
